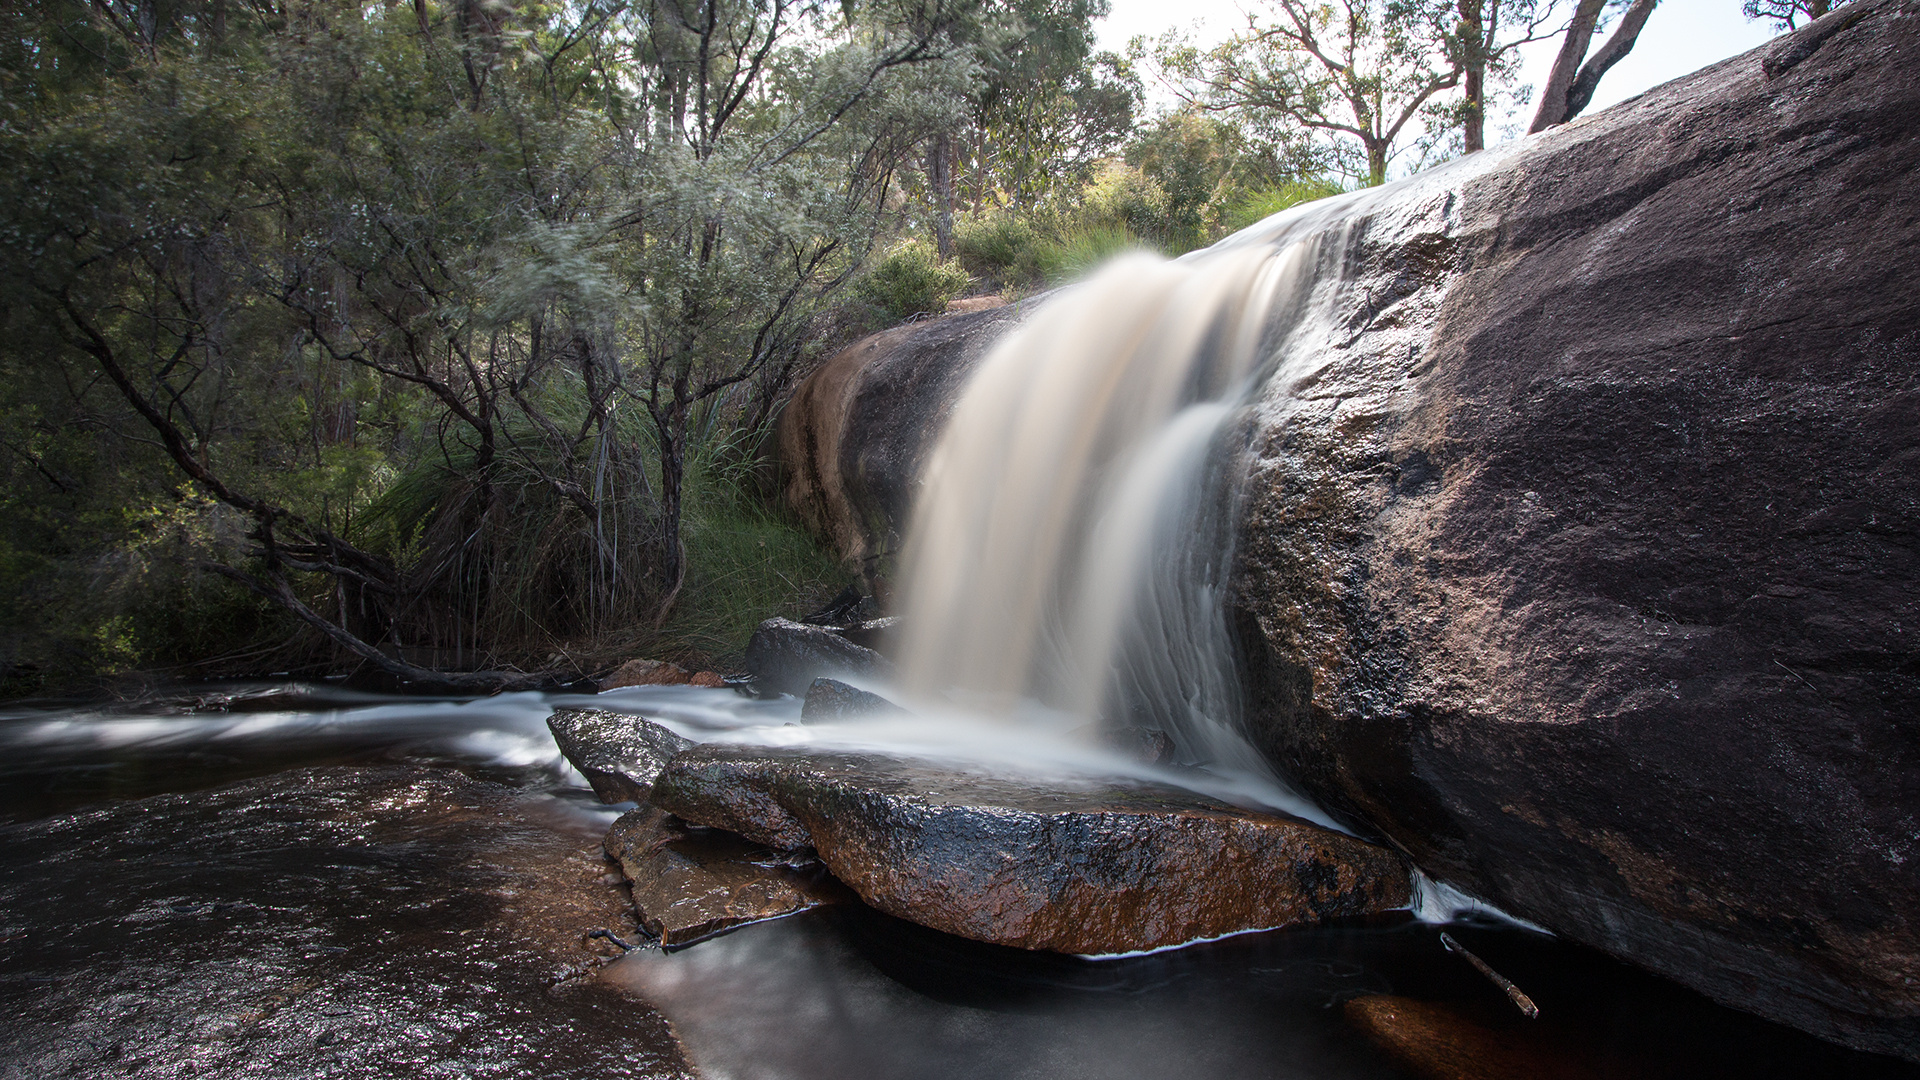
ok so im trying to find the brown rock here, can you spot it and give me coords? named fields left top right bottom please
left=648, top=744, right=1409, bottom=955
left=686, top=670, right=726, bottom=688
left=601, top=658, right=696, bottom=691
left=603, top=807, right=844, bottom=947
left=945, top=294, right=1006, bottom=314
left=1343, top=996, right=1655, bottom=1080
left=546, top=709, right=692, bottom=804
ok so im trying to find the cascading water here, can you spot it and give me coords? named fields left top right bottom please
left=892, top=194, right=1373, bottom=784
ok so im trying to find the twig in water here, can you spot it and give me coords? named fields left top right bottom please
left=587, top=928, right=636, bottom=952
left=1440, top=931, right=1539, bottom=1019
left=1774, top=660, right=1816, bottom=691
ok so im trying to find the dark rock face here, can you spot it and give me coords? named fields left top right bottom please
left=1225, top=3, right=1920, bottom=1060
left=648, top=744, right=1409, bottom=955
left=604, top=807, right=843, bottom=947
left=767, top=3, right=1920, bottom=1056
left=801, top=678, right=907, bottom=722
left=744, top=617, right=897, bottom=697
left=547, top=709, right=692, bottom=804
left=777, top=305, right=1025, bottom=573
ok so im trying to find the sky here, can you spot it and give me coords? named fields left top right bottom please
left=1095, top=0, right=1782, bottom=145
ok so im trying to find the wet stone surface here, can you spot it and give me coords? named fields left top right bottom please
left=800, top=678, right=907, bottom=722
left=650, top=743, right=1411, bottom=954
left=0, top=764, right=692, bottom=1080
left=744, top=617, right=896, bottom=697
left=547, top=707, right=692, bottom=804
left=605, top=807, right=850, bottom=947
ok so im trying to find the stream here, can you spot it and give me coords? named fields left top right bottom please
left=2, top=682, right=1912, bottom=1079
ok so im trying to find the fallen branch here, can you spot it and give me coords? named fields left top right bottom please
left=1440, top=931, right=1540, bottom=1019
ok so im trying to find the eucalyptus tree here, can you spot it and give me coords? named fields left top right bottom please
left=1152, top=0, right=1466, bottom=186
left=0, top=0, right=982, bottom=685
left=1743, top=0, right=1850, bottom=29
left=1528, top=0, right=1657, bottom=132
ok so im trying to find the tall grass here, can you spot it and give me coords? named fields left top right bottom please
left=657, top=428, right=851, bottom=666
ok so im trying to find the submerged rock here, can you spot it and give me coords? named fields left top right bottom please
left=604, top=807, right=844, bottom=947
left=648, top=744, right=1409, bottom=955
left=744, top=617, right=897, bottom=697
left=547, top=709, right=692, bottom=804
left=800, top=678, right=907, bottom=722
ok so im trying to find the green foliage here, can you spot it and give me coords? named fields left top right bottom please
left=661, top=432, right=850, bottom=665
left=1220, top=179, right=1348, bottom=235
left=854, top=241, right=974, bottom=323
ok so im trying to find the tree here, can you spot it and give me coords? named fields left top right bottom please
left=1743, top=0, right=1849, bottom=30
left=923, top=0, right=1137, bottom=254
left=1529, top=0, right=1657, bottom=132
left=1153, top=0, right=1465, bottom=187
left=1443, top=0, right=1559, bottom=152
left=0, top=0, right=983, bottom=686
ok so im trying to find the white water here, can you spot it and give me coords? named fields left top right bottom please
left=887, top=194, right=1382, bottom=810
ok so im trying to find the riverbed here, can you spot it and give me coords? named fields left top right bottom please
left=1, top=683, right=1910, bottom=1079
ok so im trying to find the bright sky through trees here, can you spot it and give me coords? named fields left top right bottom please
left=1101, top=0, right=1777, bottom=139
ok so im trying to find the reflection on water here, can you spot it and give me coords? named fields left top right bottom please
left=1, top=685, right=1916, bottom=1080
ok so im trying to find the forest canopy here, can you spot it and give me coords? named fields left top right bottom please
left=0, top=0, right=1828, bottom=694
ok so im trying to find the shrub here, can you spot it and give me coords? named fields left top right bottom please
left=1219, top=179, right=1346, bottom=235
left=853, top=240, right=972, bottom=323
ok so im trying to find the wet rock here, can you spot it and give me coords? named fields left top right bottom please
left=1102, top=726, right=1178, bottom=766
left=547, top=709, right=692, bottom=804
left=777, top=305, right=1026, bottom=573
left=600, top=658, right=726, bottom=691
left=744, top=617, right=897, bottom=697
left=604, top=807, right=844, bottom=947
left=801, top=678, right=907, bottom=722
left=1343, top=996, right=1654, bottom=1080
left=648, top=744, right=1409, bottom=955
left=1225, top=3, right=1920, bottom=1059
left=769, top=2, right=1920, bottom=1056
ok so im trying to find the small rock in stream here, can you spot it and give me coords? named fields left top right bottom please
left=744, top=616, right=896, bottom=697
left=547, top=709, right=692, bottom=804
left=648, top=744, right=1410, bottom=955
left=604, top=807, right=847, bottom=947
left=800, top=678, right=907, bottom=722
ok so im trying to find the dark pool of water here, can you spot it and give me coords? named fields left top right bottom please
left=1, top=684, right=1913, bottom=1079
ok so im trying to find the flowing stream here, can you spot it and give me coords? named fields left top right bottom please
left=2, top=683, right=1905, bottom=1079
left=0, top=158, right=1906, bottom=1080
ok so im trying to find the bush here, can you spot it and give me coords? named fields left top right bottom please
left=1219, top=179, right=1346, bottom=235
left=853, top=241, right=972, bottom=323
left=954, top=215, right=1043, bottom=288
left=1032, top=225, right=1149, bottom=286
left=659, top=429, right=850, bottom=665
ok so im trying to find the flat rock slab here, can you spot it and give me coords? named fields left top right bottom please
left=604, top=807, right=843, bottom=947
left=649, top=744, right=1409, bottom=955
left=548, top=709, right=692, bottom=804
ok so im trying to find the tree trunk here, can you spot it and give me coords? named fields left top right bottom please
left=1366, top=142, right=1389, bottom=187
left=928, top=132, right=954, bottom=258
left=1530, top=0, right=1605, bottom=132
left=652, top=404, right=689, bottom=626
left=1563, top=0, right=1659, bottom=123
left=1460, top=0, right=1486, bottom=152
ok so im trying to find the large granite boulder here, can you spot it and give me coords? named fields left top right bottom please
left=648, top=744, right=1409, bottom=955
left=770, top=3, right=1920, bottom=1057
left=777, top=304, right=1023, bottom=573
left=1226, top=3, right=1920, bottom=1060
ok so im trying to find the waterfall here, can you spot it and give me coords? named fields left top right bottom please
left=893, top=195, right=1372, bottom=775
